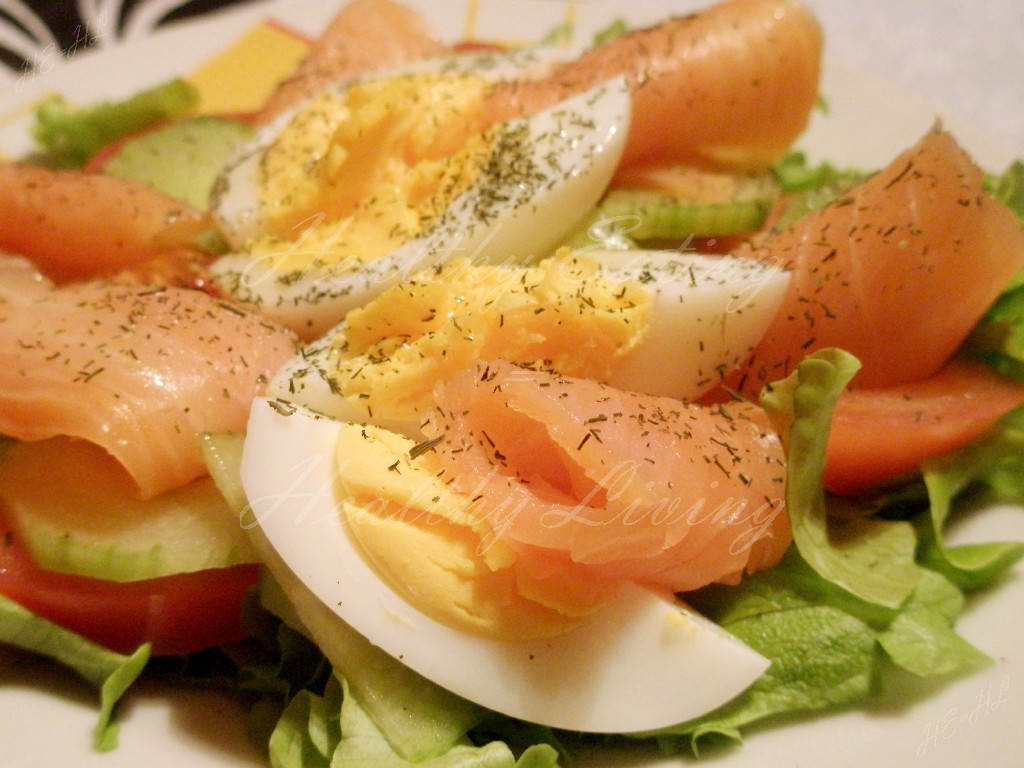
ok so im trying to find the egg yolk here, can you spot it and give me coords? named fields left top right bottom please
left=318, top=250, right=651, bottom=423
left=249, top=73, right=494, bottom=272
left=335, top=421, right=619, bottom=640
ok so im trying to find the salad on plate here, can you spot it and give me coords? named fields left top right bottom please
left=1, top=1, right=1024, bottom=767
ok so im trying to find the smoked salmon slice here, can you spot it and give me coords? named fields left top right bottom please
left=254, top=0, right=821, bottom=172
left=484, top=0, right=823, bottom=171
left=0, top=277, right=300, bottom=499
left=423, top=360, right=790, bottom=593
left=252, top=0, right=449, bottom=124
left=0, top=163, right=212, bottom=284
left=730, top=125, right=1024, bottom=396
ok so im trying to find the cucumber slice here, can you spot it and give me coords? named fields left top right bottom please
left=0, top=436, right=258, bottom=582
left=590, top=187, right=775, bottom=241
left=199, top=431, right=253, bottom=525
left=102, top=115, right=253, bottom=210
left=568, top=167, right=780, bottom=250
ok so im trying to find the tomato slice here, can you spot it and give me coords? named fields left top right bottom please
left=824, top=356, right=1024, bottom=497
left=451, top=40, right=508, bottom=54
left=0, top=520, right=259, bottom=656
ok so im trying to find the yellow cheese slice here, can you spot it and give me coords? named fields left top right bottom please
left=188, top=21, right=310, bottom=115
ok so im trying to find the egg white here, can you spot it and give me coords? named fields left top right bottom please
left=591, top=249, right=791, bottom=400
left=242, top=398, right=769, bottom=734
left=209, top=54, right=631, bottom=339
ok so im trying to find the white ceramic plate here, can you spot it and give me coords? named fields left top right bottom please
left=1, top=1, right=1022, bottom=767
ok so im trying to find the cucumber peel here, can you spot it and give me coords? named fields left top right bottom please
left=101, top=115, right=253, bottom=210
left=0, top=437, right=258, bottom=583
left=569, top=167, right=780, bottom=248
left=592, top=188, right=775, bottom=240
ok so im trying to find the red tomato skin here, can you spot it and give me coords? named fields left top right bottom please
left=0, top=523, right=258, bottom=656
left=451, top=40, right=508, bottom=53
left=824, top=357, right=1024, bottom=497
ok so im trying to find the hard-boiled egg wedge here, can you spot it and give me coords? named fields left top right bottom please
left=209, top=53, right=630, bottom=339
left=210, top=47, right=570, bottom=248
left=263, top=248, right=789, bottom=434
left=242, top=398, right=769, bottom=733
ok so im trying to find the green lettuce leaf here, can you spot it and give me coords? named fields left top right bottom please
left=267, top=675, right=344, bottom=768
left=768, top=152, right=869, bottom=229
left=261, top=667, right=561, bottom=768
left=244, top=545, right=485, bottom=763
left=29, top=78, right=199, bottom=168
left=966, top=160, right=1024, bottom=375
left=985, top=159, right=1024, bottom=225
left=655, top=557, right=879, bottom=754
left=656, top=546, right=990, bottom=755
left=0, top=594, right=150, bottom=750
left=918, top=405, right=1024, bottom=590
left=965, top=284, right=1024, bottom=380
left=330, top=677, right=560, bottom=768
left=760, top=348, right=920, bottom=608
left=876, top=568, right=990, bottom=676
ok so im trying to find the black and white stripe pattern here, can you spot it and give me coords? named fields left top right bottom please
left=0, top=0, right=253, bottom=77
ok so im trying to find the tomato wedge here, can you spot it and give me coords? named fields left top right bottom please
left=824, top=356, right=1024, bottom=497
left=0, top=520, right=258, bottom=656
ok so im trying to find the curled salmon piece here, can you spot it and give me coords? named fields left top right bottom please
left=253, top=0, right=448, bottom=124
left=423, top=360, right=790, bottom=593
left=729, top=125, right=1024, bottom=396
left=0, top=163, right=212, bottom=283
left=0, top=279, right=300, bottom=499
left=485, top=0, right=822, bottom=170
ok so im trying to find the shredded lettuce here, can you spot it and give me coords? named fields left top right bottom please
left=769, top=152, right=869, bottom=229
left=0, top=594, right=150, bottom=750
left=29, top=78, right=199, bottom=168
